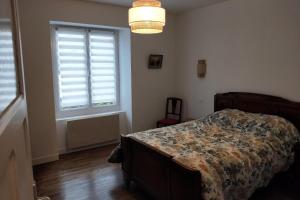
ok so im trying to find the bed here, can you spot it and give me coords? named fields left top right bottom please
left=121, top=92, right=300, bottom=200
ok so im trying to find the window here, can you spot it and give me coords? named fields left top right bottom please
left=52, top=26, right=119, bottom=116
left=0, top=21, right=18, bottom=114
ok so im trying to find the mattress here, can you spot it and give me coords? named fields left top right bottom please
left=127, top=109, right=300, bottom=200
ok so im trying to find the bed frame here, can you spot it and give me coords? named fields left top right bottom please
left=121, top=92, right=300, bottom=200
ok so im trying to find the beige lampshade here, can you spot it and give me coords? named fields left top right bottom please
left=129, top=0, right=166, bottom=34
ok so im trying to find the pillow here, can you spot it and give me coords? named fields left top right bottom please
left=203, top=109, right=297, bottom=137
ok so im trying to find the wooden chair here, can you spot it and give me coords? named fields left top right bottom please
left=157, top=97, right=183, bottom=128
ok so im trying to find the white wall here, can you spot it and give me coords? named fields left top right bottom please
left=175, top=0, right=300, bottom=119
left=19, top=0, right=300, bottom=164
left=119, top=29, right=133, bottom=134
left=131, top=32, right=177, bottom=131
left=18, top=0, right=176, bottom=163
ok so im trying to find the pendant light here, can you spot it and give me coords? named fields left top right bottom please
left=128, top=0, right=166, bottom=34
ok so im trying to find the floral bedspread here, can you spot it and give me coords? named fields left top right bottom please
left=127, top=109, right=300, bottom=200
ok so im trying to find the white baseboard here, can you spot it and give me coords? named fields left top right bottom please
left=59, top=140, right=119, bottom=155
left=32, top=154, right=59, bottom=166
left=32, top=141, right=118, bottom=166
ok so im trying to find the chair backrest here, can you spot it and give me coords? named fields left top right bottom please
left=165, top=97, right=183, bottom=122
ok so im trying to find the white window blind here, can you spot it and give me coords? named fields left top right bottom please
left=54, top=26, right=118, bottom=111
left=89, top=30, right=117, bottom=106
left=0, top=23, right=18, bottom=113
left=56, top=28, right=89, bottom=109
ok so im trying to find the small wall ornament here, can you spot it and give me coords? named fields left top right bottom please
left=148, top=54, right=163, bottom=69
left=197, top=59, right=207, bottom=78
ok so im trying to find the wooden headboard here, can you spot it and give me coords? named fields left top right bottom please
left=214, top=92, right=300, bottom=131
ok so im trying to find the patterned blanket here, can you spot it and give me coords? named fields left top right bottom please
left=127, top=109, right=300, bottom=200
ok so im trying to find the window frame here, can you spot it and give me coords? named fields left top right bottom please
left=0, top=9, right=21, bottom=118
left=51, top=24, right=120, bottom=119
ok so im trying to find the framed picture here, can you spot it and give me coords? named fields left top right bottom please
left=148, top=54, right=163, bottom=69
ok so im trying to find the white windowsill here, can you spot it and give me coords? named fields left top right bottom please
left=56, top=111, right=124, bottom=121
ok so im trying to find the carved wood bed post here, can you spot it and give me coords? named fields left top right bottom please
left=121, top=136, right=132, bottom=188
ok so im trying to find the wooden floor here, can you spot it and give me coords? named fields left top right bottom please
left=34, top=145, right=300, bottom=200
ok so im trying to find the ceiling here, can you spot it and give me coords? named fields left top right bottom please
left=88, top=0, right=228, bottom=13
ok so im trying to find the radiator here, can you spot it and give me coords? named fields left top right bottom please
left=66, top=114, right=119, bottom=149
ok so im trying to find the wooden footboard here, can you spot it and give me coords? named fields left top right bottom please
left=121, top=136, right=203, bottom=200
left=292, top=143, right=300, bottom=178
